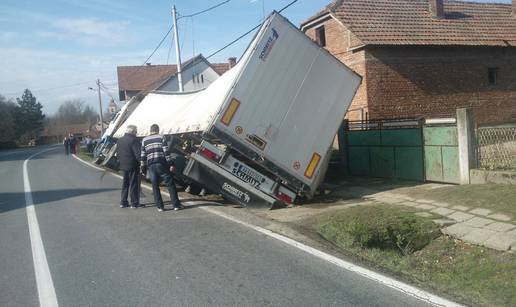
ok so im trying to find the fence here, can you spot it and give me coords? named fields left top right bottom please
left=476, top=126, right=516, bottom=170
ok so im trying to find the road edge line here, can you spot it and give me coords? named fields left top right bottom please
left=24, top=148, right=59, bottom=307
left=72, top=154, right=462, bottom=307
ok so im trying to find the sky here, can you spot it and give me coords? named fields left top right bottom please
left=0, top=0, right=511, bottom=115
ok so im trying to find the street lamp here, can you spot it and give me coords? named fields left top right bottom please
left=88, top=79, right=104, bottom=137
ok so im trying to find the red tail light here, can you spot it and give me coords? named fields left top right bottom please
left=200, top=147, right=220, bottom=161
left=276, top=191, right=293, bottom=204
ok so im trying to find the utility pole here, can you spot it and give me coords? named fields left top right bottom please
left=96, top=79, right=104, bottom=136
left=172, top=5, right=184, bottom=92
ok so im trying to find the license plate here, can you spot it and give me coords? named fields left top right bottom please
left=222, top=155, right=276, bottom=194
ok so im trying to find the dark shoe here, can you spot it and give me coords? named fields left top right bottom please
left=120, top=204, right=128, bottom=208
left=130, top=205, right=137, bottom=209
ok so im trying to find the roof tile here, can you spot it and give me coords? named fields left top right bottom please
left=302, top=0, right=516, bottom=47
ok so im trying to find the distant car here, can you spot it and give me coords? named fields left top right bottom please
left=28, top=139, right=36, bottom=147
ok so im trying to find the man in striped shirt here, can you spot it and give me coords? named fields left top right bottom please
left=140, top=124, right=183, bottom=212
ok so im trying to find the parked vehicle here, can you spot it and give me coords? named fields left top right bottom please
left=113, top=12, right=361, bottom=208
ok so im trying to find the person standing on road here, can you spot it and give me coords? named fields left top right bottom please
left=69, top=134, right=77, bottom=154
left=140, top=124, right=183, bottom=212
left=116, top=125, right=141, bottom=208
left=63, top=135, right=70, bottom=155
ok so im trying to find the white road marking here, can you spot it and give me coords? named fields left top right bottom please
left=72, top=154, right=462, bottom=307
left=24, top=148, right=59, bottom=307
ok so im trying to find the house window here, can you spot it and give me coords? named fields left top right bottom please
left=488, top=67, right=498, bottom=86
left=315, top=26, right=326, bottom=47
left=192, top=74, right=196, bottom=83
left=201, top=74, right=204, bottom=83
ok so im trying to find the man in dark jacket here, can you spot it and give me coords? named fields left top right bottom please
left=116, top=125, right=141, bottom=208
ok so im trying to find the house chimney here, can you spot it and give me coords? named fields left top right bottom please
left=228, top=57, right=237, bottom=69
left=429, top=0, right=445, bottom=18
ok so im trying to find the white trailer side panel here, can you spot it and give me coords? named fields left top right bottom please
left=212, top=13, right=361, bottom=190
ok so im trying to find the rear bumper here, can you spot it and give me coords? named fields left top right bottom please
left=184, top=154, right=283, bottom=209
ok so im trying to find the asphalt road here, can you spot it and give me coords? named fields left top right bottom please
left=0, top=146, right=431, bottom=307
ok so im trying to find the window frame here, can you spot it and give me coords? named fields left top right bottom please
left=488, top=67, right=498, bottom=86
left=315, top=25, right=326, bottom=47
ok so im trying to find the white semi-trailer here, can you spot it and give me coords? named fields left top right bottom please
left=115, top=12, right=361, bottom=208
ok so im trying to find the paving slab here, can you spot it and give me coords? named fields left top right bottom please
left=462, top=228, right=498, bottom=245
left=442, top=223, right=476, bottom=238
left=399, top=195, right=416, bottom=201
left=451, top=205, right=470, bottom=211
left=448, top=211, right=474, bottom=222
left=483, top=233, right=516, bottom=251
left=432, top=202, right=450, bottom=207
left=484, top=222, right=516, bottom=232
left=416, top=204, right=436, bottom=210
left=401, top=201, right=420, bottom=208
left=417, top=199, right=435, bottom=204
left=487, top=213, right=512, bottom=222
left=378, top=197, right=404, bottom=205
left=506, top=228, right=516, bottom=237
left=415, top=212, right=433, bottom=218
left=431, top=207, right=455, bottom=216
left=469, top=208, right=492, bottom=216
left=464, top=217, right=494, bottom=228
left=432, top=219, right=455, bottom=226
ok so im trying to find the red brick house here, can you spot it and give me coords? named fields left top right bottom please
left=301, top=0, right=516, bottom=125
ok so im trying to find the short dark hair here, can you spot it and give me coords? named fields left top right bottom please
left=150, top=124, right=159, bottom=133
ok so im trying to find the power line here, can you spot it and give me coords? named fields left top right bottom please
left=3, top=81, right=93, bottom=96
left=206, top=0, right=299, bottom=60
left=206, top=24, right=261, bottom=60
left=141, top=25, right=174, bottom=67
left=178, top=0, right=232, bottom=20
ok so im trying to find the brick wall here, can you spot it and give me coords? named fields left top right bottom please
left=304, top=17, right=368, bottom=121
left=365, top=46, right=516, bottom=125
left=303, top=17, right=516, bottom=125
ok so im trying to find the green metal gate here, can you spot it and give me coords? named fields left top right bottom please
left=342, top=119, right=461, bottom=183
left=344, top=120, right=424, bottom=181
left=423, top=124, right=460, bottom=184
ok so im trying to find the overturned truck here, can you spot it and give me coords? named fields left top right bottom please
left=113, top=12, right=361, bottom=208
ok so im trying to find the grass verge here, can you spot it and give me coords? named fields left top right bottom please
left=315, top=205, right=516, bottom=307
left=76, top=147, right=94, bottom=162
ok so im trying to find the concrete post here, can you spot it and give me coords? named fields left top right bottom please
left=457, top=108, right=476, bottom=184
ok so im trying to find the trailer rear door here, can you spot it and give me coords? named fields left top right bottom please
left=212, top=13, right=361, bottom=190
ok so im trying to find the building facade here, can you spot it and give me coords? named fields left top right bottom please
left=301, top=0, right=516, bottom=125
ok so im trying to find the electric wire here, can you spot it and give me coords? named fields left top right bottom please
left=4, top=81, right=95, bottom=96
left=206, top=0, right=299, bottom=60
left=177, top=0, right=232, bottom=20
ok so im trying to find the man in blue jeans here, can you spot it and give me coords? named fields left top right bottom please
left=140, top=124, right=183, bottom=212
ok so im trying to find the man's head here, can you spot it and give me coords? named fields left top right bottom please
left=126, top=125, right=137, bottom=135
left=150, top=124, right=160, bottom=134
